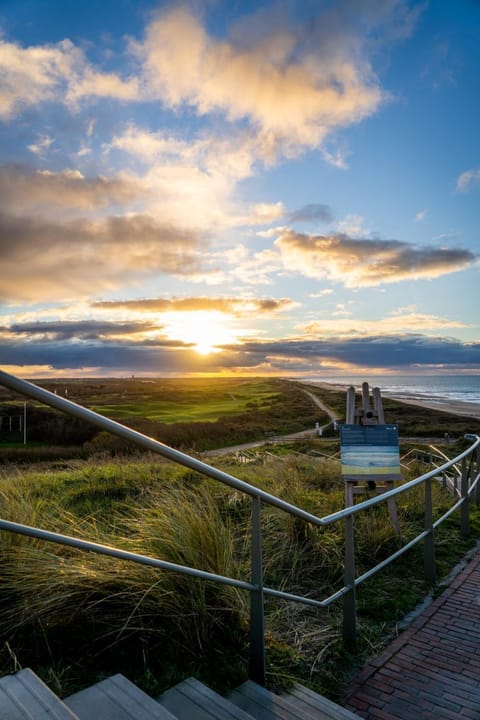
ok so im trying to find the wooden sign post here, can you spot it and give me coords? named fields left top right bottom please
left=342, top=382, right=400, bottom=534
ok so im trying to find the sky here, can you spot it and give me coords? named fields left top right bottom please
left=0, top=0, right=479, bottom=379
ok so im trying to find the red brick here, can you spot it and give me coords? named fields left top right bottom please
left=346, top=551, right=480, bottom=719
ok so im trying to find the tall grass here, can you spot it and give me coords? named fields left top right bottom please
left=0, top=452, right=477, bottom=698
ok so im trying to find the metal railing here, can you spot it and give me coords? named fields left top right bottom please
left=0, top=369, right=479, bottom=686
left=402, top=445, right=465, bottom=497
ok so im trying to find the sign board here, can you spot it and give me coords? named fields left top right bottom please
left=340, top=424, right=401, bottom=480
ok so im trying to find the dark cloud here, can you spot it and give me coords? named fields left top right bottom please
left=288, top=203, right=334, bottom=224
left=2, top=329, right=479, bottom=375
left=10, top=320, right=159, bottom=340
left=234, top=335, right=480, bottom=369
left=275, top=230, right=477, bottom=286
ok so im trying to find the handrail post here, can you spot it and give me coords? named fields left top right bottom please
left=424, top=477, right=436, bottom=584
left=342, top=513, right=356, bottom=648
left=249, top=496, right=266, bottom=685
left=474, top=446, right=480, bottom=506
left=460, top=456, right=470, bottom=536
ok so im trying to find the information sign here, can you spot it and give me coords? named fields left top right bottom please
left=340, top=424, right=400, bottom=480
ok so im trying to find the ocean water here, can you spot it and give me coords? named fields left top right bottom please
left=307, top=375, right=480, bottom=408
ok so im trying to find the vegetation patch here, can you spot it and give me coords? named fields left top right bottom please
left=0, top=380, right=478, bottom=701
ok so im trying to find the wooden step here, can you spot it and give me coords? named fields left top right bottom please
left=64, top=673, right=176, bottom=720
left=0, top=668, right=79, bottom=719
left=229, top=679, right=318, bottom=719
left=229, top=680, right=363, bottom=720
left=283, top=684, right=362, bottom=720
left=158, top=676, right=255, bottom=719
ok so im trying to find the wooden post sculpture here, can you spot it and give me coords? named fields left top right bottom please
left=342, top=382, right=400, bottom=534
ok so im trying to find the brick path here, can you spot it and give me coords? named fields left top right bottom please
left=345, top=551, right=480, bottom=719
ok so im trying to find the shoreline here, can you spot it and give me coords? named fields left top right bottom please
left=388, top=396, right=480, bottom=420
left=301, top=380, right=480, bottom=421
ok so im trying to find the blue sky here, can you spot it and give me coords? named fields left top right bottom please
left=0, top=0, right=479, bottom=378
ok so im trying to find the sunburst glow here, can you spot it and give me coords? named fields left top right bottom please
left=164, top=311, right=239, bottom=354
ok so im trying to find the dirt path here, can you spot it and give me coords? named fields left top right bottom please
left=301, top=389, right=340, bottom=427
left=204, top=388, right=340, bottom=457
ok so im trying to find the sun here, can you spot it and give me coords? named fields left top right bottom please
left=164, top=311, right=238, bottom=355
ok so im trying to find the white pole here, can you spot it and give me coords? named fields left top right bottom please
left=23, top=401, right=27, bottom=445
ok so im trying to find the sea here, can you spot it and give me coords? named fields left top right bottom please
left=304, top=375, right=480, bottom=409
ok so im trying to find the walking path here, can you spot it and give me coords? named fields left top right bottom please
left=344, top=549, right=480, bottom=719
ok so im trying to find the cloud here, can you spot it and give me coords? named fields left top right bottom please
left=415, top=209, right=427, bottom=222
left=108, top=125, right=261, bottom=230
left=9, top=320, right=159, bottom=341
left=230, top=335, right=480, bottom=372
left=4, top=331, right=477, bottom=375
left=27, top=135, right=54, bottom=156
left=457, top=167, right=480, bottom=192
left=274, top=230, right=477, bottom=286
left=0, top=37, right=78, bottom=118
left=288, top=203, right=334, bottom=224
left=220, top=245, right=282, bottom=285
left=135, top=5, right=386, bottom=157
left=336, top=214, right=368, bottom=236
left=109, top=124, right=257, bottom=181
left=0, top=0, right=387, bottom=162
left=301, top=310, right=470, bottom=337
left=0, top=35, right=141, bottom=119
left=0, top=212, right=206, bottom=302
left=0, top=164, right=143, bottom=216
left=93, top=296, right=297, bottom=316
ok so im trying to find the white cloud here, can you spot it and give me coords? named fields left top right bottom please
left=336, top=214, right=368, bottom=236
left=0, top=35, right=139, bottom=119
left=457, top=167, right=480, bottom=192
left=27, top=134, right=54, bottom=156
left=0, top=37, right=77, bottom=118
left=247, top=202, right=286, bottom=224
left=301, top=309, right=469, bottom=337
left=134, top=5, right=385, bottom=158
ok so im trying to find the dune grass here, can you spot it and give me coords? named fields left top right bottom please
left=0, top=449, right=478, bottom=701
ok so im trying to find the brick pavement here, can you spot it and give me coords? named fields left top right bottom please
left=345, top=550, right=480, bottom=719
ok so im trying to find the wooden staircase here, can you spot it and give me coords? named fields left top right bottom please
left=0, top=668, right=362, bottom=719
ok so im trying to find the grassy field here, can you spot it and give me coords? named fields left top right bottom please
left=0, top=378, right=327, bottom=453
left=0, top=378, right=479, bottom=702
left=0, top=377, right=284, bottom=423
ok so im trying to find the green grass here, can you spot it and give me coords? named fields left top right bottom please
left=0, top=379, right=479, bottom=701
left=91, top=379, right=281, bottom=423
left=1, top=378, right=327, bottom=452
left=0, top=449, right=478, bottom=702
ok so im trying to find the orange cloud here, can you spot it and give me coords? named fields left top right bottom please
left=93, top=296, right=298, bottom=316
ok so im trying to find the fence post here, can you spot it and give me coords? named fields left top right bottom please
left=461, top=456, right=470, bottom=537
left=343, top=513, right=356, bottom=648
left=474, top=446, right=480, bottom=506
left=424, top=477, right=436, bottom=584
left=249, top=496, right=266, bottom=685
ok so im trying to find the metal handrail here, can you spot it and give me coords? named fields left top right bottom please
left=0, top=369, right=479, bottom=685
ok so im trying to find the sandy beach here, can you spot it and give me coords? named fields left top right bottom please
left=300, top=380, right=480, bottom=421
left=388, top=397, right=480, bottom=420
